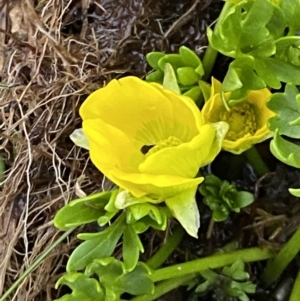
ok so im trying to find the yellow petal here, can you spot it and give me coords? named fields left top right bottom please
left=211, top=77, right=222, bottom=96
left=151, top=83, right=204, bottom=132
left=83, top=119, right=143, bottom=173
left=81, top=76, right=223, bottom=200
left=246, top=88, right=274, bottom=128
left=139, top=124, right=216, bottom=178
left=84, top=118, right=204, bottom=198
left=108, top=169, right=204, bottom=199
left=80, top=77, right=174, bottom=143
left=202, top=83, right=274, bottom=154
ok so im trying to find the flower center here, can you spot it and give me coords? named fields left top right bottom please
left=219, top=103, right=257, bottom=141
left=141, top=136, right=182, bottom=157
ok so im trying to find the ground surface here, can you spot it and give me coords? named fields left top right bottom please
left=0, top=1, right=300, bottom=300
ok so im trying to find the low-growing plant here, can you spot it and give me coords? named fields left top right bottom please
left=3, top=1, right=300, bottom=301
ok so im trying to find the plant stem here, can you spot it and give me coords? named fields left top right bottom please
left=150, top=247, right=274, bottom=283
left=289, top=269, right=300, bottom=301
left=0, top=228, right=75, bottom=301
left=261, top=227, right=300, bottom=287
left=202, top=1, right=233, bottom=80
left=245, top=146, right=269, bottom=177
left=130, top=274, right=196, bottom=301
left=146, top=224, right=185, bottom=270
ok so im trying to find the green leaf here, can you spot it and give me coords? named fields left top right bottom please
left=281, top=0, right=300, bottom=35
left=195, top=280, right=211, bottom=293
left=54, top=273, right=104, bottom=301
left=226, top=281, right=256, bottom=301
left=179, top=46, right=202, bottom=69
left=233, top=191, right=254, bottom=210
left=289, top=188, right=300, bottom=197
left=199, top=174, right=254, bottom=222
left=163, top=63, right=181, bottom=94
left=54, top=191, right=112, bottom=230
left=87, top=258, right=123, bottom=301
left=183, top=86, right=203, bottom=104
left=70, top=128, right=90, bottom=150
left=195, top=64, right=204, bottom=77
left=212, top=206, right=230, bottom=222
left=146, top=52, right=165, bottom=70
left=123, top=224, right=144, bottom=271
left=86, top=258, right=154, bottom=297
left=207, top=0, right=300, bottom=104
left=275, top=37, right=300, bottom=66
left=270, top=130, right=300, bottom=168
left=195, top=260, right=256, bottom=300
left=165, top=187, right=199, bottom=238
left=255, top=57, right=300, bottom=87
left=98, top=190, right=120, bottom=226
left=222, top=259, right=249, bottom=281
left=145, top=70, right=164, bottom=83
left=199, top=80, right=212, bottom=103
left=158, top=54, right=183, bottom=71
left=118, top=263, right=154, bottom=295
left=222, top=57, right=266, bottom=105
left=208, top=0, right=274, bottom=58
left=177, top=67, right=199, bottom=85
left=115, top=190, right=162, bottom=209
left=67, top=214, right=125, bottom=272
left=268, top=84, right=300, bottom=138
left=196, top=269, right=217, bottom=293
left=265, top=4, right=285, bottom=40
left=127, top=203, right=162, bottom=223
left=126, top=203, right=169, bottom=233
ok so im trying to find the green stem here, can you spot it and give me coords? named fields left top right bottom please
left=289, top=269, right=300, bottom=301
left=146, top=224, right=185, bottom=270
left=0, top=228, right=75, bottom=301
left=150, top=247, right=274, bottom=283
left=130, top=274, right=196, bottom=301
left=261, top=227, right=300, bottom=287
left=245, top=146, right=269, bottom=177
left=202, top=1, right=233, bottom=80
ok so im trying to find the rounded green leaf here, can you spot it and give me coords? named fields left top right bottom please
left=146, top=52, right=165, bottom=70
left=183, top=86, right=202, bottom=103
left=177, top=67, right=199, bottom=85
left=179, top=46, right=201, bottom=68
left=158, top=54, right=183, bottom=71
left=145, top=70, right=164, bottom=82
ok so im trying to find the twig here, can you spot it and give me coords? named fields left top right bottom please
left=163, top=0, right=200, bottom=39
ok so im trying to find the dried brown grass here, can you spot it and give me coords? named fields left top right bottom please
left=0, top=0, right=218, bottom=300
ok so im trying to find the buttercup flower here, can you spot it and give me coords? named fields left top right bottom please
left=80, top=76, right=228, bottom=237
left=201, top=78, right=274, bottom=154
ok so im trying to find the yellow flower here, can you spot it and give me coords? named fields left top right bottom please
left=80, top=76, right=228, bottom=237
left=201, top=78, right=274, bottom=154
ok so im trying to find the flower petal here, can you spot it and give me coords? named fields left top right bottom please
left=202, top=78, right=274, bottom=154
left=80, top=77, right=174, bottom=143
left=70, top=128, right=90, bottom=150
left=115, top=190, right=162, bottom=209
left=139, top=124, right=217, bottom=178
left=83, top=119, right=143, bottom=173
left=211, top=77, right=222, bottom=96
left=150, top=82, right=203, bottom=140
left=110, top=170, right=204, bottom=199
